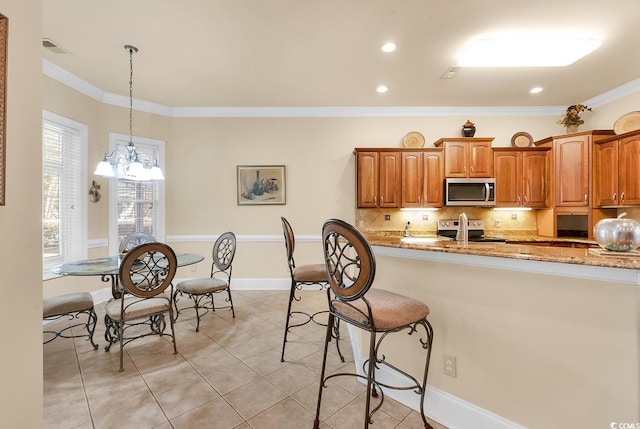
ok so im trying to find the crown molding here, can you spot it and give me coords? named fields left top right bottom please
left=583, top=77, right=640, bottom=108
left=43, top=59, right=640, bottom=119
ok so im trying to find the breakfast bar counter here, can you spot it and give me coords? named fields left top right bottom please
left=363, top=232, right=640, bottom=272
left=349, top=231, right=640, bottom=429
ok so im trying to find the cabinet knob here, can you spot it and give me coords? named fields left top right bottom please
left=380, top=196, right=384, bottom=204
left=418, top=196, right=421, bottom=204
left=470, top=166, right=474, bottom=173
left=584, top=193, right=588, bottom=203
left=613, top=192, right=617, bottom=203
left=373, top=196, right=377, bottom=204
left=621, top=192, right=625, bottom=202
left=524, top=195, right=528, bottom=204
left=517, top=196, right=521, bottom=204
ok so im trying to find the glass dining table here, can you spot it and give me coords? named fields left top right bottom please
left=52, top=253, right=204, bottom=298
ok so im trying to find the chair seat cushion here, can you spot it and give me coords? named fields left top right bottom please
left=293, top=263, right=328, bottom=283
left=43, top=292, right=94, bottom=318
left=176, top=278, right=228, bottom=294
left=333, top=289, right=430, bottom=331
left=105, top=296, right=171, bottom=321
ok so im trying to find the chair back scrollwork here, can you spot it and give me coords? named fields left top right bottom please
left=119, top=242, right=177, bottom=299
left=322, top=218, right=376, bottom=302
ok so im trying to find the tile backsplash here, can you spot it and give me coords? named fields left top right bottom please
left=356, top=207, right=537, bottom=235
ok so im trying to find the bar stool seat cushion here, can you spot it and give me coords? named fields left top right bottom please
left=176, top=278, right=228, bottom=295
left=334, top=289, right=430, bottom=331
left=293, top=264, right=328, bottom=283
left=43, top=292, right=94, bottom=318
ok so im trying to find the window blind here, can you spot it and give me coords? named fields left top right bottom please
left=42, top=113, right=86, bottom=275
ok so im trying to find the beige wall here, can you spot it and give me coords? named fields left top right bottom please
left=371, top=255, right=639, bottom=428
left=0, top=1, right=44, bottom=427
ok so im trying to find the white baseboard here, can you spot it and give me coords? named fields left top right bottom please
left=92, top=277, right=292, bottom=305
left=345, top=325, right=527, bottom=429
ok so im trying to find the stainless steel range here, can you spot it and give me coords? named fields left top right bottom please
left=437, top=218, right=506, bottom=243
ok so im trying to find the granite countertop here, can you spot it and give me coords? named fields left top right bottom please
left=363, top=232, right=640, bottom=270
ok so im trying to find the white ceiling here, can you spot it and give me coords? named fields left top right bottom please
left=42, top=0, right=640, bottom=109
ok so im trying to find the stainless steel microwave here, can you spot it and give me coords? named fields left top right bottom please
left=445, top=178, right=496, bottom=206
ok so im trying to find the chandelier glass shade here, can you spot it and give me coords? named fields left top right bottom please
left=93, top=45, right=164, bottom=181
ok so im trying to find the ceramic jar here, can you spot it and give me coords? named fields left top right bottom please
left=462, top=120, right=476, bottom=137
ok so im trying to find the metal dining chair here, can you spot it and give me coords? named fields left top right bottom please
left=104, top=242, right=178, bottom=371
left=173, top=231, right=237, bottom=332
left=313, top=219, right=435, bottom=429
left=119, top=231, right=156, bottom=253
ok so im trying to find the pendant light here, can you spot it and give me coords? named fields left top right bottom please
left=93, top=45, right=164, bottom=181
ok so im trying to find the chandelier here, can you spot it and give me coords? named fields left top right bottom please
left=93, top=45, right=164, bottom=181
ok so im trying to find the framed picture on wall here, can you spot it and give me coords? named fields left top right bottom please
left=237, top=165, right=286, bottom=205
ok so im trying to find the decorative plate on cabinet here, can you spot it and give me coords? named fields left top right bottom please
left=510, top=131, right=533, bottom=148
left=402, top=131, right=426, bottom=148
left=613, top=111, right=640, bottom=135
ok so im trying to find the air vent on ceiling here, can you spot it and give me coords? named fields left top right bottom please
left=441, top=65, right=459, bottom=79
left=42, top=38, right=68, bottom=54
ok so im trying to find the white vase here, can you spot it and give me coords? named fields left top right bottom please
left=566, top=124, right=579, bottom=133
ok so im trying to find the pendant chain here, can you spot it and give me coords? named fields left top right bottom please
left=129, top=47, right=134, bottom=142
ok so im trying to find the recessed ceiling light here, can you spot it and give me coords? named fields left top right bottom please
left=381, top=42, right=396, bottom=53
left=458, top=36, right=601, bottom=67
left=376, top=85, right=388, bottom=93
left=530, top=87, right=543, bottom=94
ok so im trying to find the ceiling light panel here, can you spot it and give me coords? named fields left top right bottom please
left=458, top=37, right=601, bottom=67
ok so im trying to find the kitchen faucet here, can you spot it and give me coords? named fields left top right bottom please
left=456, top=212, right=468, bottom=243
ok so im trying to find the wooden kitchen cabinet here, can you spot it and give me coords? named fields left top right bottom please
left=355, top=149, right=401, bottom=208
left=594, top=131, right=640, bottom=207
left=493, top=148, right=549, bottom=208
left=434, top=137, right=494, bottom=178
left=401, top=149, right=444, bottom=207
left=535, top=130, right=615, bottom=207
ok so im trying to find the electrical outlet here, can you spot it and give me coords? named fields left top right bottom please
left=384, top=215, right=391, bottom=221
left=443, top=354, right=457, bottom=377
left=422, top=214, right=429, bottom=221
left=495, top=218, right=502, bottom=228
left=511, top=213, right=518, bottom=220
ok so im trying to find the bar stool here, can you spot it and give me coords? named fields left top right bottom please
left=280, top=217, right=343, bottom=362
left=313, top=219, right=434, bottom=429
left=43, top=292, right=98, bottom=350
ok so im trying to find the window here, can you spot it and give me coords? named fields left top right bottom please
left=108, top=133, right=165, bottom=255
left=42, top=111, right=87, bottom=278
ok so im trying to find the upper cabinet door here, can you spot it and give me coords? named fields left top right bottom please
left=356, top=151, right=378, bottom=208
left=594, top=140, right=618, bottom=207
left=494, top=151, right=520, bottom=206
left=468, top=141, right=493, bottom=177
left=423, top=151, right=444, bottom=207
left=378, top=152, right=401, bottom=208
left=521, top=151, right=549, bottom=207
left=554, top=135, right=590, bottom=206
left=401, top=152, right=423, bottom=207
left=618, top=135, right=640, bottom=206
left=442, top=142, right=467, bottom=177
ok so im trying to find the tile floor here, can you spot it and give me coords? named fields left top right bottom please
left=44, top=289, right=447, bottom=429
